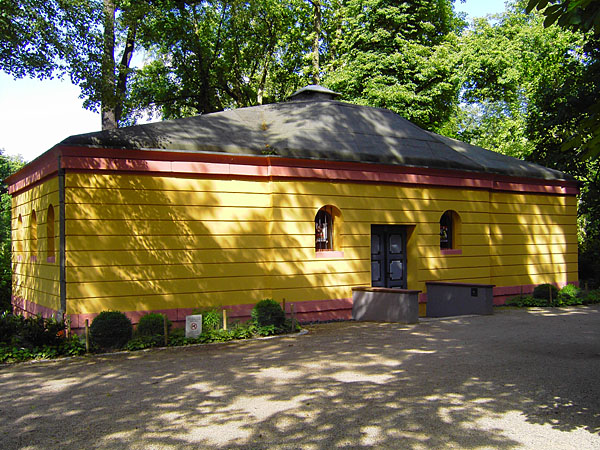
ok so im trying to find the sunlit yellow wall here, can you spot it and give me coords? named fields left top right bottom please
left=270, top=180, right=493, bottom=304
left=489, top=192, right=578, bottom=287
left=62, top=172, right=577, bottom=315
left=12, top=177, right=60, bottom=312
left=64, top=173, right=275, bottom=314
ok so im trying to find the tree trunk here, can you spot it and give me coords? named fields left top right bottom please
left=101, top=0, right=117, bottom=130
left=115, top=24, right=137, bottom=124
left=311, top=0, right=321, bottom=85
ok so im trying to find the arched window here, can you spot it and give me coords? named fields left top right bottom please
left=440, top=210, right=461, bottom=251
left=315, top=205, right=343, bottom=252
left=315, top=207, right=333, bottom=251
left=30, top=210, right=37, bottom=260
left=16, top=214, right=23, bottom=255
left=47, top=205, right=55, bottom=260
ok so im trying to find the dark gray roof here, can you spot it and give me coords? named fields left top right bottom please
left=61, top=96, right=571, bottom=181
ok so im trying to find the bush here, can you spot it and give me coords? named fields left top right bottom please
left=583, top=289, right=600, bottom=305
left=191, top=308, right=222, bottom=333
left=136, top=313, right=171, bottom=337
left=557, top=284, right=582, bottom=306
left=90, top=311, right=132, bottom=350
left=251, top=299, right=285, bottom=328
left=506, top=295, right=547, bottom=307
left=0, top=311, right=22, bottom=344
left=532, top=283, right=559, bottom=302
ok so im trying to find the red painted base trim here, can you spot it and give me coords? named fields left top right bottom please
left=11, top=296, right=60, bottom=319
left=65, top=297, right=354, bottom=331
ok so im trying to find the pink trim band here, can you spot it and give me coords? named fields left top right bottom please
left=61, top=297, right=354, bottom=331
left=441, top=249, right=462, bottom=256
left=7, top=146, right=580, bottom=196
left=315, top=251, right=345, bottom=258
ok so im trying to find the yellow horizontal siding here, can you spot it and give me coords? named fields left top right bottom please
left=490, top=253, right=578, bottom=266
left=66, top=284, right=355, bottom=315
left=419, top=246, right=491, bottom=258
left=67, top=188, right=272, bottom=207
left=489, top=233, right=577, bottom=246
left=490, top=243, right=578, bottom=256
left=12, top=177, right=60, bottom=312
left=491, top=192, right=577, bottom=207
left=48, top=172, right=579, bottom=315
left=492, top=263, right=571, bottom=277
left=418, top=256, right=490, bottom=270
left=67, top=259, right=368, bottom=282
left=489, top=213, right=576, bottom=225
left=66, top=248, right=368, bottom=267
left=273, top=180, right=491, bottom=201
left=67, top=271, right=365, bottom=299
left=66, top=204, right=271, bottom=221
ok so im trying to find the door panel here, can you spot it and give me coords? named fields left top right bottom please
left=371, top=225, right=407, bottom=289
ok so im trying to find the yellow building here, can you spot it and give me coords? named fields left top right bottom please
left=7, top=86, right=579, bottom=328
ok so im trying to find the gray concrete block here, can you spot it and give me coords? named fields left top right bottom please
left=352, top=287, right=420, bottom=323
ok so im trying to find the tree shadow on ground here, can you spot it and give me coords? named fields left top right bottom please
left=0, top=306, right=599, bottom=449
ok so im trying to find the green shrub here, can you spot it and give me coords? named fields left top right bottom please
left=557, top=284, right=583, bottom=306
left=90, top=311, right=132, bottom=350
left=198, top=309, right=222, bottom=332
left=0, top=312, right=22, bottom=344
left=583, top=289, right=600, bottom=304
left=136, top=313, right=171, bottom=337
left=251, top=299, right=285, bottom=328
left=125, top=335, right=163, bottom=351
left=505, top=295, right=548, bottom=307
left=532, top=283, right=559, bottom=302
left=20, top=315, right=65, bottom=348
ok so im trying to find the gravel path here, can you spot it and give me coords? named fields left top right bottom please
left=1, top=306, right=600, bottom=449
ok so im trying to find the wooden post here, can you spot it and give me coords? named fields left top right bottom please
left=163, top=315, right=168, bottom=346
left=85, top=319, right=90, bottom=353
left=290, top=303, right=295, bottom=330
left=585, top=282, right=589, bottom=294
left=549, top=285, right=553, bottom=305
left=66, top=316, right=71, bottom=339
left=222, top=309, right=227, bottom=331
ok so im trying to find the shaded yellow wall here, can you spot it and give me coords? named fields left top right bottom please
left=12, top=177, right=60, bottom=312
left=489, top=192, right=578, bottom=287
left=60, top=172, right=577, bottom=315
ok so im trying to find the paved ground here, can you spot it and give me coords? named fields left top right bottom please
left=1, top=306, right=600, bottom=449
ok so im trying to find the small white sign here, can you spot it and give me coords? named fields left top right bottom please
left=186, top=314, right=202, bottom=338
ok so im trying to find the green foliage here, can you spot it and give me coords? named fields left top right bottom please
left=90, top=311, right=132, bottom=350
left=582, top=289, right=600, bottom=304
left=58, top=335, right=86, bottom=356
left=0, top=311, right=21, bottom=343
left=0, top=149, right=25, bottom=312
left=506, top=284, right=596, bottom=307
left=558, top=283, right=581, bottom=300
left=532, top=283, right=560, bottom=301
left=0, top=314, right=84, bottom=363
left=251, top=299, right=285, bottom=328
left=325, top=0, right=464, bottom=133
left=191, top=308, right=222, bottom=333
left=125, top=335, right=164, bottom=351
left=136, top=313, right=171, bottom=337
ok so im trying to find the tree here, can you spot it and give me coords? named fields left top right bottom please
left=0, top=0, right=147, bottom=130
left=526, top=0, right=600, bottom=160
left=324, top=0, right=465, bottom=133
left=0, top=150, right=25, bottom=312
left=456, top=3, right=585, bottom=158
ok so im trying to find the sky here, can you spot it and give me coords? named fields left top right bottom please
left=0, top=0, right=508, bottom=163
